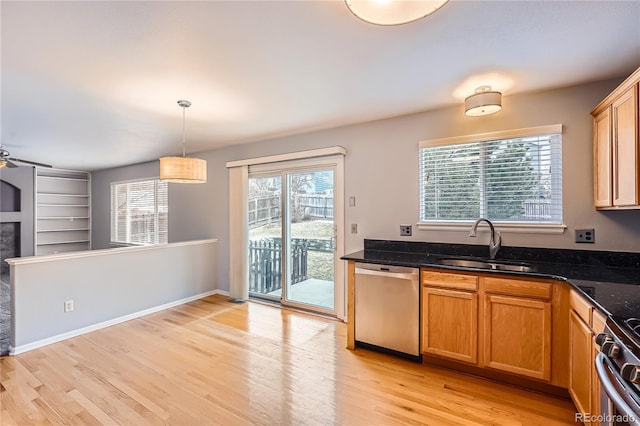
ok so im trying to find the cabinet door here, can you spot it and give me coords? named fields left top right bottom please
left=483, top=295, right=551, bottom=381
left=612, top=84, right=639, bottom=206
left=594, top=107, right=612, bottom=208
left=422, top=287, right=478, bottom=364
left=569, top=310, right=592, bottom=418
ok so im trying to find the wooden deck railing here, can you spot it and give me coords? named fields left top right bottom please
left=249, top=238, right=333, bottom=295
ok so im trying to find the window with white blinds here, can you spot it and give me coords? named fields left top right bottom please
left=419, top=126, right=562, bottom=226
left=111, top=179, right=168, bottom=245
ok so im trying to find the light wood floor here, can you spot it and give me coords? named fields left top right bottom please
left=1, top=295, right=577, bottom=425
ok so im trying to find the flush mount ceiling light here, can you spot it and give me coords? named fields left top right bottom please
left=160, top=100, right=207, bottom=184
left=465, top=86, right=503, bottom=117
left=345, top=0, right=449, bottom=26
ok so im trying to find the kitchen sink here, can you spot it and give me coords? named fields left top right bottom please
left=436, top=258, right=533, bottom=272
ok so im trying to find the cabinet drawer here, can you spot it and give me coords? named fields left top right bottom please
left=484, top=276, right=552, bottom=300
left=570, top=290, right=593, bottom=326
left=422, top=270, right=478, bottom=291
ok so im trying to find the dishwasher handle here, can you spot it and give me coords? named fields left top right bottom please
left=355, top=265, right=419, bottom=281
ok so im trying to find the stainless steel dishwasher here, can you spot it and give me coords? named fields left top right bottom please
left=354, top=262, right=420, bottom=359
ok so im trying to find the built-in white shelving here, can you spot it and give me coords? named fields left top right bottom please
left=35, top=168, right=91, bottom=256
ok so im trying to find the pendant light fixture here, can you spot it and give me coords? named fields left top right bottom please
left=465, top=86, right=502, bottom=117
left=160, top=100, right=207, bottom=183
left=345, top=0, right=449, bottom=26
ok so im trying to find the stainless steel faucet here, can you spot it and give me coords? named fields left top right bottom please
left=469, top=218, right=501, bottom=260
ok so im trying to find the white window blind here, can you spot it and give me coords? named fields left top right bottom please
left=111, top=179, right=168, bottom=245
left=419, top=129, right=562, bottom=225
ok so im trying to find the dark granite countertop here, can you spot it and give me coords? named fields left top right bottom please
left=342, top=240, right=640, bottom=320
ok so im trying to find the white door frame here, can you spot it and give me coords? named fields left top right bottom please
left=230, top=147, right=345, bottom=320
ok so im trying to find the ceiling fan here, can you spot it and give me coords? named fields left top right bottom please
left=0, top=146, right=52, bottom=168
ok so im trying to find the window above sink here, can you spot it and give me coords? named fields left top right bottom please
left=417, top=125, right=566, bottom=235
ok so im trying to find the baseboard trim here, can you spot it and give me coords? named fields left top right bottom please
left=10, top=289, right=227, bottom=355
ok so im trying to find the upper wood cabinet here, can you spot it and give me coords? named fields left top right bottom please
left=592, top=67, right=640, bottom=209
left=612, top=86, right=639, bottom=206
left=593, top=107, right=612, bottom=207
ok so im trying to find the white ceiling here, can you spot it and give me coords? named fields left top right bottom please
left=2, top=1, right=639, bottom=171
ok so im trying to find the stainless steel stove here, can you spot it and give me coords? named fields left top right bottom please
left=595, top=317, right=640, bottom=425
left=626, top=319, right=640, bottom=340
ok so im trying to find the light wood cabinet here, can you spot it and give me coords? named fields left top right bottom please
left=421, top=270, right=554, bottom=383
left=594, top=107, right=612, bottom=207
left=592, top=67, right=640, bottom=209
left=568, top=290, right=606, bottom=424
left=421, top=270, right=478, bottom=364
left=612, top=85, right=639, bottom=206
left=422, top=287, right=478, bottom=363
left=483, top=294, right=551, bottom=381
left=569, top=309, right=592, bottom=416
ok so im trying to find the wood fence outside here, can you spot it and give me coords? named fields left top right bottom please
left=248, top=194, right=333, bottom=228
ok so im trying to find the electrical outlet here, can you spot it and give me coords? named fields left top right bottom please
left=575, top=229, right=595, bottom=243
left=351, top=224, right=357, bottom=234
left=400, top=225, right=412, bottom=236
left=64, top=300, right=74, bottom=312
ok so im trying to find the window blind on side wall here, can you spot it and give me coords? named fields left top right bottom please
left=111, top=179, right=168, bottom=245
left=419, top=131, right=562, bottom=224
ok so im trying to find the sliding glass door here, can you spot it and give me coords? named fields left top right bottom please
left=248, top=165, right=336, bottom=315
left=283, top=169, right=335, bottom=312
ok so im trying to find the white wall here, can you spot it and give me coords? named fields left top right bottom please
left=92, top=78, right=640, bottom=293
left=9, top=239, right=218, bottom=353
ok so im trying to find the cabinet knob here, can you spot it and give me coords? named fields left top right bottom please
left=595, top=332, right=611, bottom=346
left=602, top=341, right=621, bottom=359
left=621, top=363, right=640, bottom=384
